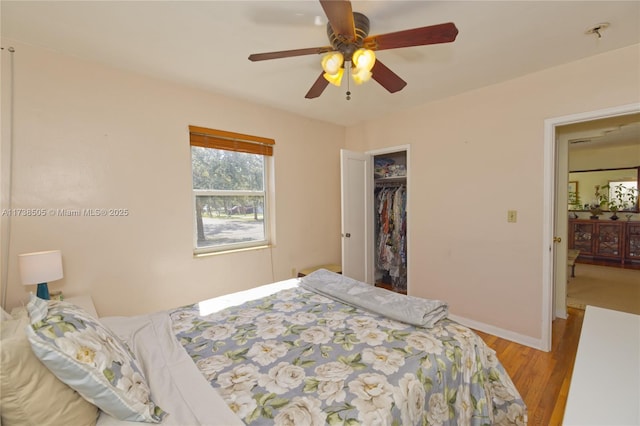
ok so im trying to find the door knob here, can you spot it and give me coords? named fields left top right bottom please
left=553, top=237, right=562, bottom=243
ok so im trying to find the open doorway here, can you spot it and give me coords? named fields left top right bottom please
left=542, top=103, right=640, bottom=351
left=560, top=113, right=640, bottom=314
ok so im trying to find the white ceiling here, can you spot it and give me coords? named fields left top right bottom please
left=2, top=1, right=639, bottom=128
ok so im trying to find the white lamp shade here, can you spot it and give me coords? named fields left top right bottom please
left=18, top=250, right=63, bottom=285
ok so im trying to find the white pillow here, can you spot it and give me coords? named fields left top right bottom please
left=25, top=295, right=167, bottom=423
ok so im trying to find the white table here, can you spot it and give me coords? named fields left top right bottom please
left=64, top=295, right=99, bottom=318
left=563, top=306, right=640, bottom=425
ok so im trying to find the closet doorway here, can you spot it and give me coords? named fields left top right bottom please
left=340, top=146, right=410, bottom=293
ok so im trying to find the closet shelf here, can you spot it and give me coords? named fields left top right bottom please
left=375, top=176, right=406, bottom=184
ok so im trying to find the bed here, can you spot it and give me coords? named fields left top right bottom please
left=1, top=269, right=527, bottom=425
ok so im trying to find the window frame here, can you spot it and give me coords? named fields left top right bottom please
left=189, top=126, right=275, bottom=255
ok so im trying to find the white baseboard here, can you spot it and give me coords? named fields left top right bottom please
left=448, top=313, right=546, bottom=351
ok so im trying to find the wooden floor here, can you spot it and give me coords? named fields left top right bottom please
left=474, top=307, right=585, bottom=426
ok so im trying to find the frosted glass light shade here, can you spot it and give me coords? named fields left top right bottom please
left=18, top=250, right=63, bottom=285
left=323, top=68, right=344, bottom=86
left=321, top=52, right=344, bottom=75
left=352, top=68, right=373, bottom=84
left=352, top=48, right=376, bottom=72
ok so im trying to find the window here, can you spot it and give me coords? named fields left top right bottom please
left=608, top=180, right=638, bottom=210
left=190, top=125, right=274, bottom=254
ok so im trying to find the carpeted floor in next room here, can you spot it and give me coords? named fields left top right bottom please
left=567, top=263, right=640, bottom=315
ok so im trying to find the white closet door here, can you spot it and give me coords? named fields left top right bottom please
left=340, top=149, right=371, bottom=283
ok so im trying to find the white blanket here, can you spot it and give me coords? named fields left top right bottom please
left=97, top=312, right=242, bottom=426
left=300, top=269, right=448, bottom=328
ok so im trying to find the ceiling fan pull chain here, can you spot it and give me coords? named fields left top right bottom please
left=346, top=61, right=351, bottom=100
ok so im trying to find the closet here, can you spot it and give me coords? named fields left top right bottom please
left=373, top=152, right=407, bottom=293
left=340, top=147, right=409, bottom=294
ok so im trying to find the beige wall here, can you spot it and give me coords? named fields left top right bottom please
left=569, top=144, right=640, bottom=171
left=345, top=44, right=640, bottom=343
left=1, top=40, right=344, bottom=316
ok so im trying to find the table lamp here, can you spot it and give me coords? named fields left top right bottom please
left=18, top=250, right=63, bottom=300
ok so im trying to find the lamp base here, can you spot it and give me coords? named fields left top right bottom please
left=36, top=283, right=50, bottom=300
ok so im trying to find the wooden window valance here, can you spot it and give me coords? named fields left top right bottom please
left=189, top=125, right=275, bottom=156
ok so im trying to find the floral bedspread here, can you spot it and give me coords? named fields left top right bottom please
left=170, top=285, right=527, bottom=425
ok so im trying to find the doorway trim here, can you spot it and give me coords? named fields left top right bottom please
left=542, top=102, right=640, bottom=351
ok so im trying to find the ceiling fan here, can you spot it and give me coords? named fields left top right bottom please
left=248, top=0, right=458, bottom=99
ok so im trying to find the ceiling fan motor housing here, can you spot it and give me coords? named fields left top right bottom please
left=327, top=12, right=370, bottom=60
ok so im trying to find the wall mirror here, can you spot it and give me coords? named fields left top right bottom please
left=568, top=167, right=639, bottom=212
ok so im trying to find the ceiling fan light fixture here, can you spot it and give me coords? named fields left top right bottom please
left=321, top=51, right=344, bottom=75
left=352, top=48, right=376, bottom=72
left=323, top=68, right=344, bottom=86
left=352, top=68, right=372, bottom=85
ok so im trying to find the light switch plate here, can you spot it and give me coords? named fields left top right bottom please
left=508, top=210, right=517, bottom=223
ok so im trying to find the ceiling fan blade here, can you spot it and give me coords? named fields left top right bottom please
left=305, top=72, right=330, bottom=99
left=363, top=22, right=458, bottom=51
left=249, top=46, right=333, bottom=61
left=371, top=60, right=407, bottom=93
left=320, top=0, right=356, bottom=42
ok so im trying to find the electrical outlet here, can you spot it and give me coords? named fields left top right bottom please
left=507, top=210, right=517, bottom=223
left=291, top=268, right=296, bottom=277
